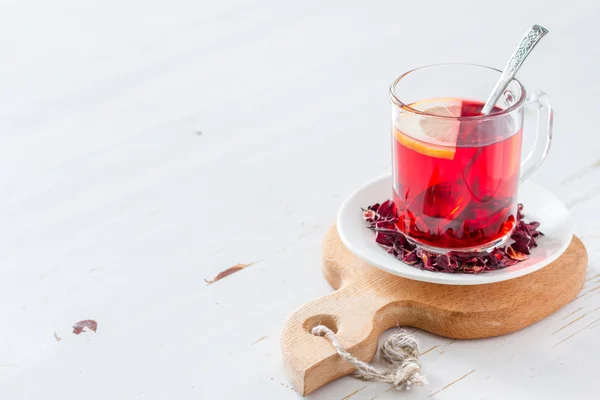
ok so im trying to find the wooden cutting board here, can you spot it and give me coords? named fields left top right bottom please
left=280, top=224, right=587, bottom=395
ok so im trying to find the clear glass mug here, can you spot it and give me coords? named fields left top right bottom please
left=390, top=63, right=552, bottom=253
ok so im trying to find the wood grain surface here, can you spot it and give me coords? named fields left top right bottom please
left=281, top=225, right=587, bottom=395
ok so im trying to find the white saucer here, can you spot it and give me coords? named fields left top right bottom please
left=337, top=175, right=573, bottom=285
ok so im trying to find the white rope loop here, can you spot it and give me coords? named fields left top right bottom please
left=311, top=325, right=427, bottom=391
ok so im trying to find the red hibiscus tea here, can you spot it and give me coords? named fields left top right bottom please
left=389, top=64, right=553, bottom=253
left=392, top=98, right=522, bottom=251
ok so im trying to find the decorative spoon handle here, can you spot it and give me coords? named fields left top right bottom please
left=481, top=24, right=549, bottom=115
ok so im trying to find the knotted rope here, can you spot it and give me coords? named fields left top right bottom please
left=311, top=325, right=427, bottom=390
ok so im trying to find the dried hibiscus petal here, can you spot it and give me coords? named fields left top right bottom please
left=485, top=253, right=499, bottom=268
left=73, top=319, right=98, bottom=335
left=363, top=202, right=542, bottom=274
left=376, top=220, right=397, bottom=230
left=437, top=254, right=459, bottom=272
left=463, top=265, right=485, bottom=274
left=375, top=232, right=395, bottom=247
left=402, top=250, right=420, bottom=265
left=510, top=240, right=531, bottom=255
left=416, top=248, right=436, bottom=270
left=517, top=203, right=524, bottom=221
left=363, top=209, right=378, bottom=222
left=377, top=200, right=397, bottom=219
left=506, top=245, right=528, bottom=261
left=510, top=230, right=531, bottom=244
left=527, top=221, right=540, bottom=230
left=396, top=233, right=414, bottom=251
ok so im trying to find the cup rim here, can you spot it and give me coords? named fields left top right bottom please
left=389, top=63, right=527, bottom=121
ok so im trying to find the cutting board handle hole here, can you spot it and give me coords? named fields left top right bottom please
left=303, top=314, right=338, bottom=334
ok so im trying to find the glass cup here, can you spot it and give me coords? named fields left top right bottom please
left=390, top=63, right=552, bottom=253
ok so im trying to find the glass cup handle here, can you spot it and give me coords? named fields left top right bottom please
left=520, top=90, right=553, bottom=182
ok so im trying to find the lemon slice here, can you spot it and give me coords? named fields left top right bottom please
left=394, top=98, right=462, bottom=159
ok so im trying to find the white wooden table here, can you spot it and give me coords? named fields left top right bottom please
left=1, top=1, right=599, bottom=399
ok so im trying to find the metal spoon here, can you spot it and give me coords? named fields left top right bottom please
left=481, top=25, right=549, bottom=115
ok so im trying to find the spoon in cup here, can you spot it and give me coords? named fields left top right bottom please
left=481, top=24, right=549, bottom=115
